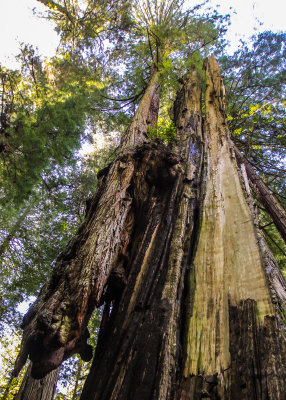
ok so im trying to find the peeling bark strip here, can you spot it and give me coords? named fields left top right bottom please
left=14, top=70, right=160, bottom=379
left=234, top=147, right=286, bottom=243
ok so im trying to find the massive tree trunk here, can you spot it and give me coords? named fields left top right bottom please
left=13, top=364, right=59, bottom=400
left=80, top=57, right=286, bottom=399
left=13, top=69, right=161, bottom=379
left=15, top=57, right=286, bottom=399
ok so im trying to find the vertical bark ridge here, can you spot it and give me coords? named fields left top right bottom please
left=181, top=55, right=286, bottom=399
left=120, top=70, right=160, bottom=150
left=14, top=71, right=161, bottom=379
left=156, top=70, right=204, bottom=400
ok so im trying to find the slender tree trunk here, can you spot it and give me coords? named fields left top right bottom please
left=234, top=147, right=286, bottom=243
left=14, top=69, right=161, bottom=379
left=80, top=57, right=286, bottom=399
left=71, top=359, right=83, bottom=400
left=13, top=364, right=59, bottom=400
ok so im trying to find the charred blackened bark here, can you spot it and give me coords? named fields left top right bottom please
left=80, top=70, right=204, bottom=400
left=14, top=70, right=160, bottom=379
left=14, top=364, right=59, bottom=400
left=234, top=147, right=286, bottom=243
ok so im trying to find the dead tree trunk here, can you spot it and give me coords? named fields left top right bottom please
left=80, top=57, right=286, bottom=399
left=13, top=364, right=59, bottom=400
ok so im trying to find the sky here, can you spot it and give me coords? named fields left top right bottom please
left=0, top=0, right=285, bottom=69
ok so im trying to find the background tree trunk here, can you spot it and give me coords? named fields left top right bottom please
left=13, top=364, right=59, bottom=400
left=234, top=147, right=286, bottom=243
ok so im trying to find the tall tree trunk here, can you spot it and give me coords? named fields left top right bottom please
left=13, top=364, right=59, bottom=400
left=13, top=69, right=161, bottom=379
left=234, top=147, right=286, bottom=243
left=177, top=55, right=286, bottom=400
left=15, top=57, right=286, bottom=399
left=80, top=57, right=286, bottom=399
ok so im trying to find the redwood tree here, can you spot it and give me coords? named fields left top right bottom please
left=12, top=1, right=286, bottom=399
left=14, top=54, right=286, bottom=399
left=78, top=56, right=286, bottom=400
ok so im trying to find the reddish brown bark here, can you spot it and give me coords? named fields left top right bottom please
left=80, top=69, right=204, bottom=400
left=14, top=70, right=160, bottom=379
left=234, top=147, right=286, bottom=243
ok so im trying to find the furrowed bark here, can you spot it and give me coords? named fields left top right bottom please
left=14, top=70, right=160, bottom=379
left=234, top=147, right=286, bottom=243
left=13, top=364, right=59, bottom=400
left=80, top=69, right=204, bottom=400
left=179, top=55, right=286, bottom=399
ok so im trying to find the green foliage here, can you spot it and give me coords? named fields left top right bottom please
left=40, top=0, right=229, bottom=124
left=220, top=32, right=286, bottom=189
left=0, top=330, right=27, bottom=399
left=0, top=44, right=106, bottom=209
left=147, top=117, right=176, bottom=144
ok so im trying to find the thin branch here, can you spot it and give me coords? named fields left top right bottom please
left=36, top=0, right=75, bottom=25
